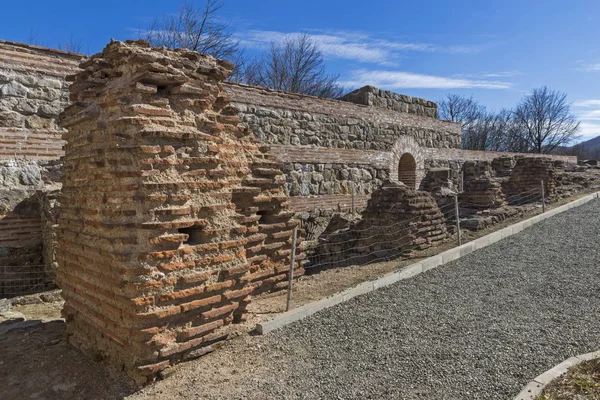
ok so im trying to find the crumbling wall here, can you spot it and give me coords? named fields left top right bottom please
left=339, top=85, right=438, bottom=118
left=0, top=160, right=61, bottom=297
left=56, top=40, right=295, bottom=384
left=491, top=156, right=515, bottom=177
left=0, top=41, right=80, bottom=297
left=460, top=161, right=506, bottom=209
left=504, top=157, right=556, bottom=202
left=310, top=182, right=449, bottom=270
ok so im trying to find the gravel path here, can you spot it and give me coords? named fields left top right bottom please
left=132, top=199, right=600, bottom=400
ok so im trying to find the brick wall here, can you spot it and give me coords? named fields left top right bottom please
left=0, top=41, right=81, bottom=296
left=56, top=40, right=297, bottom=385
left=0, top=40, right=82, bottom=161
left=288, top=193, right=371, bottom=213
left=0, top=128, right=65, bottom=160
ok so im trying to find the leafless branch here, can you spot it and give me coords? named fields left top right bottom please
left=512, top=86, right=580, bottom=153
left=144, top=0, right=240, bottom=62
left=241, top=33, right=343, bottom=98
left=57, top=33, right=84, bottom=54
left=440, top=89, right=581, bottom=154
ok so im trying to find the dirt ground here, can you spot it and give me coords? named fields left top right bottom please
left=0, top=191, right=595, bottom=400
left=0, top=320, right=135, bottom=400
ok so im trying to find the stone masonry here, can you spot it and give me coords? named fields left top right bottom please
left=460, top=160, right=507, bottom=209
left=504, top=157, right=556, bottom=203
left=310, top=182, right=449, bottom=270
left=56, top=40, right=295, bottom=384
left=339, top=85, right=438, bottom=118
left=226, top=82, right=460, bottom=151
left=0, top=41, right=81, bottom=297
left=0, top=38, right=579, bottom=299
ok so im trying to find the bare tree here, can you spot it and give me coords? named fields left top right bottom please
left=438, top=94, right=482, bottom=125
left=242, top=33, right=343, bottom=98
left=512, top=87, right=580, bottom=153
left=27, top=29, right=45, bottom=47
left=438, top=94, right=492, bottom=150
left=144, top=0, right=240, bottom=63
left=57, top=33, right=84, bottom=54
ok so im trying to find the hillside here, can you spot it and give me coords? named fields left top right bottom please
left=554, top=135, right=600, bottom=158
left=574, top=135, right=600, bottom=159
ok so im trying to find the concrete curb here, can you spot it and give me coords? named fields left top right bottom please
left=514, top=350, right=600, bottom=399
left=256, top=191, right=600, bottom=335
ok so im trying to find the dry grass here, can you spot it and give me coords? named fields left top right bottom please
left=537, top=359, right=600, bottom=400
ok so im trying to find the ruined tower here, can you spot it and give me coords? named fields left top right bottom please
left=56, top=40, right=296, bottom=384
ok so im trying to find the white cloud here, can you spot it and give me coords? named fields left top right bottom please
left=573, top=62, right=600, bottom=72
left=573, top=99, right=600, bottom=121
left=578, top=122, right=600, bottom=141
left=454, top=70, right=523, bottom=79
left=573, top=99, right=600, bottom=108
left=571, top=100, right=600, bottom=141
left=238, top=30, right=489, bottom=65
left=339, top=70, right=512, bottom=90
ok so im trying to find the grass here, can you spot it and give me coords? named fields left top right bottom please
left=537, top=358, right=600, bottom=400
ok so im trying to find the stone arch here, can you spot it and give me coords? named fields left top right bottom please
left=389, top=135, right=425, bottom=190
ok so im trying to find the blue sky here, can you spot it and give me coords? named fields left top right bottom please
left=3, top=0, right=600, bottom=141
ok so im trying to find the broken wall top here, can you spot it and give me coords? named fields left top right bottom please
left=339, top=85, right=438, bottom=118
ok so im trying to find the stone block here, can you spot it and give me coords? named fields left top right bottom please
left=0, top=81, right=28, bottom=97
left=341, top=281, right=373, bottom=301
left=534, top=357, right=580, bottom=385
left=514, top=379, right=544, bottom=400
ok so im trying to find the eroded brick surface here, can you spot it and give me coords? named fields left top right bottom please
left=460, top=161, right=507, bottom=209
left=504, top=157, right=556, bottom=201
left=56, top=40, right=296, bottom=384
left=309, top=183, right=449, bottom=270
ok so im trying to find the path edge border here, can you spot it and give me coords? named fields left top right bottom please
left=513, top=350, right=600, bottom=400
left=256, top=191, right=600, bottom=335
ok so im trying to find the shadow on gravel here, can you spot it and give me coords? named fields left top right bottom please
left=0, top=320, right=135, bottom=400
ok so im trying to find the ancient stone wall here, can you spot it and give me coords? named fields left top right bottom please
left=56, top=40, right=295, bottom=384
left=459, top=161, right=506, bottom=209
left=0, top=40, right=81, bottom=160
left=225, top=82, right=461, bottom=150
left=504, top=157, right=556, bottom=202
left=309, top=183, right=449, bottom=270
left=339, top=85, right=438, bottom=118
left=261, top=140, right=575, bottom=214
left=0, top=160, right=61, bottom=297
left=0, top=41, right=81, bottom=297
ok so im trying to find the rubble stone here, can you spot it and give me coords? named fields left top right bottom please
left=310, top=182, right=449, bottom=270
left=504, top=157, right=556, bottom=203
left=460, top=161, right=507, bottom=209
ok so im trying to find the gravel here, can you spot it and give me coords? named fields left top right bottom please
left=133, top=199, right=600, bottom=400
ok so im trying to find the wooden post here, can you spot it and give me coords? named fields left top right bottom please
left=286, top=227, right=298, bottom=311
left=455, top=195, right=462, bottom=246
left=351, top=182, right=355, bottom=216
left=541, top=180, right=546, bottom=213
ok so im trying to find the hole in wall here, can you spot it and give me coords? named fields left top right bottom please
left=256, top=210, right=267, bottom=223
left=178, top=227, right=206, bottom=246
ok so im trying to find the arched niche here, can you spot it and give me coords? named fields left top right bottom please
left=389, top=135, right=425, bottom=190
